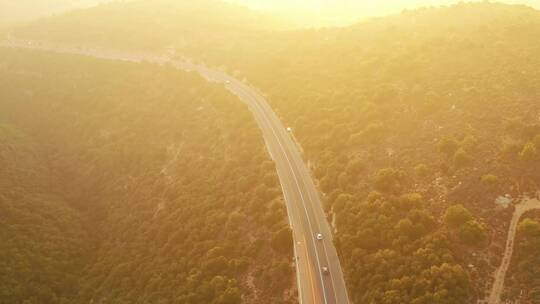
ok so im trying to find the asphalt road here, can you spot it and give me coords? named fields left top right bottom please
left=216, top=75, right=351, bottom=304
left=0, top=40, right=351, bottom=304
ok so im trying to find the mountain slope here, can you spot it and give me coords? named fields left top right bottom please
left=10, top=0, right=292, bottom=50
left=4, top=1, right=540, bottom=303
left=0, top=0, right=110, bottom=27
left=0, top=48, right=296, bottom=304
left=236, top=3, right=540, bottom=303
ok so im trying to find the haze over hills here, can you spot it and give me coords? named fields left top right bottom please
left=9, top=0, right=295, bottom=50
left=235, top=3, right=540, bottom=302
left=2, top=0, right=540, bottom=28
left=224, top=0, right=540, bottom=26
left=2, top=0, right=540, bottom=303
left=0, top=0, right=112, bottom=27
left=0, top=48, right=296, bottom=303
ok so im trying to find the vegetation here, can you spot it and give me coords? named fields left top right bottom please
left=507, top=216, right=540, bottom=302
left=444, top=205, right=474, bottom=229
left=336, top=192, right=472, bottom=303
left=232, top=3, right=538, bottom=301
left=0, top=48, right=295, bottom=303
left=4, top=1, right=540, bottom=302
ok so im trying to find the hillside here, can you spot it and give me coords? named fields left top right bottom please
left=0, top=0, right=110, bottom=27
left=4, top=1, right=540, bottom=303
left=240, top=3, right=540, bottom=303
left=237, top=3, right=540, bottom=303
left=509, top=214, right=540, bottom=302
left=10, top=0, right=292, bottom=50
left=0, top=48, right=295, bottom=303
left=172, top=3, right=540, bottom=302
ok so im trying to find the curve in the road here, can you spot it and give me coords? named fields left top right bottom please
left=224, top=75, right=348, bottom=304
left=229, top=80, right=332, bottom=304
left=486, top=194, right=540, bottom=304
left=0, top=40, right=351, bottom=304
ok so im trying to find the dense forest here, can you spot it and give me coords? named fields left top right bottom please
left=0, top=48, right=295, bottom=303
left=508, top=214, right=540, bottom=302
left=237, top=4, right=540, bottom=302
left=4, top=1, right=540, bottom=303
left=251, top=4, right=540, bottom=303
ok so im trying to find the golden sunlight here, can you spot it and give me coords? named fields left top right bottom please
left=225, top=0, right=540, bottom=26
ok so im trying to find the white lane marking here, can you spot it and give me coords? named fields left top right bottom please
left=243, top=88, right=337, bottom=301
left=298, top=176, right=341, bottom=304
left=274, top=161, right=305, bottom=304
left=232, top=84, right=329, bottom=304
left=250, top=88, right=342, bottom=304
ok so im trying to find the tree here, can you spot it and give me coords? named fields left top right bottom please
left=346, top=159, right=365, bottom=176
left=438, top=137, right=459, bottom=157
left=414, top=164, right=430, bottom=179
left=271, top=227, right=293, bottom=254
left=216, top=286, right=241, bottom=304
left=459, top=220, right=487, bottom=246
left=453, top=148, right=472, bottom=168
left=333, top=193, right=352, bottom=214
left=519, top=142, right=537, bottom=162
left=394, top=218, right=415, bottom=238
left=518, top=218, right=540, bottom=238
left=481, top=174, right=499, bottom=187
left=374, top=168, right=406, bottom=194
left=461, top=135, right=478, bottom=151
left=533, top=134, right=540, bottom=149
left=443, top=205, right=473, bottom=229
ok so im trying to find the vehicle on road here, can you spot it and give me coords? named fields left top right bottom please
left=322, top=266, right=329, bottom=275
left=225, top=80, right=231, bottom=84
left=316, top=233, right=323, bottom=240
left=287, top=127, right=292, bottom=132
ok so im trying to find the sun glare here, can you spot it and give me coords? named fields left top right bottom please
left=225, top=0, right=540, bottom=26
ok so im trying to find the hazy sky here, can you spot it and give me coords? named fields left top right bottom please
left=227, top=0, right=540, bottom=11
left=1, top=0, right=539, bottom=28
left=0, top=0, right=110, bottom=26
left=226, top=0, right=540, bottom=25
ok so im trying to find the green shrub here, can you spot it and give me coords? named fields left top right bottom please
left=444, top=204, right=473, bottom=229
left=481, top=174, right=499, bottom=186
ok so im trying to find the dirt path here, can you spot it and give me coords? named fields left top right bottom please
left=486, top=193, right=540, bottom=304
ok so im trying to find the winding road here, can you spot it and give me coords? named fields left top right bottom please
left=0, top=40, right=351, bottom=304
left=486, top=194, right=540, bottom=304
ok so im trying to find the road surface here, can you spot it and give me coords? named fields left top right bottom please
left=486, top=194, right=540, bottom=304
left=0, top=40, right=351, bottom=304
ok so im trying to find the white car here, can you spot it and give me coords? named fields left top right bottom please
left=316, top=233, right=323, bottom=240
left=287, top=127, right=292, bottom=132
left=322, top=266, right=329, bottom=275
left=225, top=80, right=231, bottom=84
